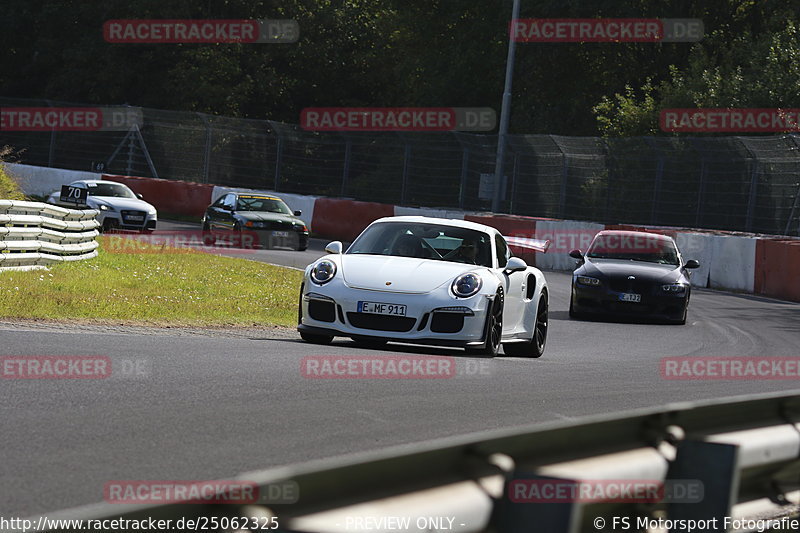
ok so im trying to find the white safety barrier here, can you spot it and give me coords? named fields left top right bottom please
left=0, top=200, right=100, bottom=271
left=3, top=163, right=101, bottom=198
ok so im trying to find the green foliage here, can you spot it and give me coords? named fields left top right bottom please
left=596, top=15, right=800, bottom=135
left=0, top=0, right=798, bottom=135
left=0, top=147, right=26, bottom=201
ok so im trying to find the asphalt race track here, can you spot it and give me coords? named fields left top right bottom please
left=2, top=221, right=800, bottom=516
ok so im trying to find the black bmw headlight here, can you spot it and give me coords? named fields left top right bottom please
left=311, top=260, right=336, bottom=285
left=661, top=283, right=687, bottom=293
left=576, top=275, right=601, bottom=286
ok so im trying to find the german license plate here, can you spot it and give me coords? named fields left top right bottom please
left=619, top=293, right=642, bottom=303
left=127, top=215, right=144, bottom=221
left=357, top=301, right=407, bottom=316
left=272, top=231, right=289, bottom=237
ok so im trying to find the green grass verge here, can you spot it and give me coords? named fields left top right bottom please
left=0, top=162, right=26, bottom=201
left=0, top=236, right=304, bottom=327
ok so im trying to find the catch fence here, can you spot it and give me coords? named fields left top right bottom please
left=2, top=97, right=798, bottom=236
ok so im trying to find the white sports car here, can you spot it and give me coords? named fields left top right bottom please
left=47, top=179, right=158, bottom=232
left=297, top=216, right=550, bottom=357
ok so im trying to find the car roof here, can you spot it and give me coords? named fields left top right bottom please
left=69, top=179, right=129, bottom=187
left=370, top=216, right=497, bottom=235
left=234, top=193, right=283, bottom=201
left=594, top=229, right=675, bottom=242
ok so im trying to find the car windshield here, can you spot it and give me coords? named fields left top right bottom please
left=85, top=183, right=136, bottom=198
left=235, top=196, right=292, bottom=214
left=347, top=222, right=493, bottom=267
left=587, top=234, right=680, bottom=265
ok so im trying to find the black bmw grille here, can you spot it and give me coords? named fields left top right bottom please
left=608, top=279, right=651, bottom=293
left=266, top=220, right=296, bottom=231
left=347, top=313, right=416, bottom=332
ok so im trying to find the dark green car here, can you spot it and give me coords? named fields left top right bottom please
left=202, top=193, right=309, bottom=250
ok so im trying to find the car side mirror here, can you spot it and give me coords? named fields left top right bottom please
left=136, top=193, right=144, bottom=200
left=293, top=210, right=302, bottom=217
left=684, top=259, right=700, bottom=269
left=325, top=241, right=343, bottom=254
left=569, top=249, right=583, bottom=259
left=504, top=256, right=527, bottom=273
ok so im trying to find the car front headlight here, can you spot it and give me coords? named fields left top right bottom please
left=98, top=204, right=113, bottom=211
left=662, top=283, right=687, bottom=293
left=148, top=208, right=157, bottom=216
left=452, top=272, right=482, bottom=298
left=576, top=276, right=601, bottom=286
left=311, top=260, right=337, bottom=285
left=245, top=221, right=265, bottom=228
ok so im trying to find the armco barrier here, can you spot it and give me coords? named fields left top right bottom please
left=312, top=197, right=395, bottom=241
left=27, top=392, right=800, bottom=533
left=755, top=239, right=800, bottom=302
left=0, top=200, right=99, bottom=270
left=7, top=164, right=800, bottom=303
left=103, top=174, right=213, bottom=219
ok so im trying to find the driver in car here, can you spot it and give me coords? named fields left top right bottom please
left=392, top=234, right=423, bottom=258
left=449, top=236, right=480, bottom=264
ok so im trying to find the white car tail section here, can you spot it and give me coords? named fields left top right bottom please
left=504, top=236, right=551, bottom=253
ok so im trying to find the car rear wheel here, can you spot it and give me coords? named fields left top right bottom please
left=503, top=290, right=547, bottom=358
left=101, top=218, right=119, bottom=233
left=466, top=289, right=503, bottom=357
left=202, top=222, right=215, bottom=246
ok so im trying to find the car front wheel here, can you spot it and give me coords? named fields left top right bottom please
left=466, top=289, right=503, bottom=357
left=201, top=222, right=215, bottom=246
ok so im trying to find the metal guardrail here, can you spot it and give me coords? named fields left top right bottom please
left=25, top=392, right=800, bottom=532
left=0, top=200, right=99, bottom=270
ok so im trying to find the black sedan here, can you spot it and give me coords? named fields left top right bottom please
left=568, top=230, right=699, bottom=324
left=202, top=193, right=309, bottom=250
